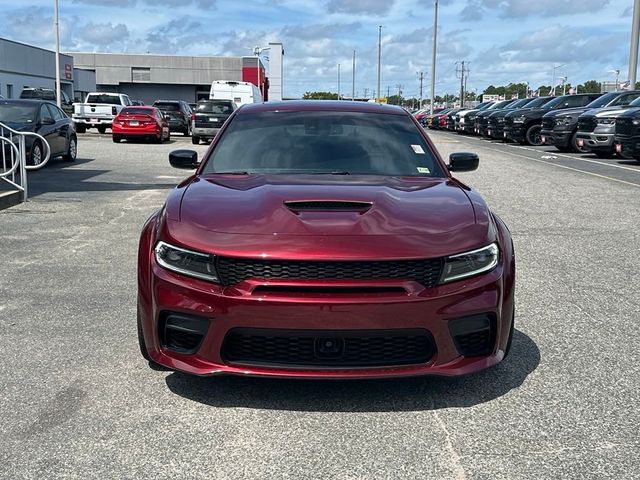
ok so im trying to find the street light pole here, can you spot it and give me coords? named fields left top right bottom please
left=551, top=64, right=566, bottom=95
left=352, top=49, right=356, bottom=101
left=338, top=63, right=341, bottom=100
left=629, top=0, right=640, bottom=88
left=377, top=26, right=382, bottom=102
left=54, top=0, right=61, bottom=108
left=430, top=0, right=438, bottom=114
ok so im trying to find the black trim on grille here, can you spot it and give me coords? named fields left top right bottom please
left=216, top=257, right=444, bottom=288
left=449, top=313, right=497, bottom=357
left=221, top=328, right=436, bottom=368
left=616, top=118, right=635, bottom=136
left=578, top=118, right=596, bottom=133
left=159, top=312, right=209, bottom=354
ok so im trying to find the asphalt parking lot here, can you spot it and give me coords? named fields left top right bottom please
left=1, top=129, right=639, bottom=479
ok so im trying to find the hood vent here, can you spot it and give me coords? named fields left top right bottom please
left=284, top=200, right=373, bottom=213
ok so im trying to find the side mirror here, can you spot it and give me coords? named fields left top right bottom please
left=41, top=117, right=55, bottom=125
left=448, top=152, right=479, bottom=172
left=169, top=150, right=199, bottom=169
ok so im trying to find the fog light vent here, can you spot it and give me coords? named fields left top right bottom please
left=448, top=314, right=496, bottom=357
left=160, top=312, right=209, bottom=354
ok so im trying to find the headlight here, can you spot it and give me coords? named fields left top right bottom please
left=497, top=118, right=504, bottom=124
left=596, top=118, right=615, bottom=125
left=556, top=117, right=572, bottom=126
left=439, top=243, right=499, bottom=284
left=633, top=119, right=640, bottom=126
left=512, top=116, right=526, bottom=124
left=155, top=241, right=220, bottom=283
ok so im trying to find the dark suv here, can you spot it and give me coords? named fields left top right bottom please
left=20, top=87, right=74, bottom=116
left=503, top=96, right=596, bottom=146
left=152, top=100, right=192, bottom=136
left=191, top=99, right=236, bottom=145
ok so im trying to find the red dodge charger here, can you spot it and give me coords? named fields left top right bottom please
left=137, top=101, right=515, bottom=379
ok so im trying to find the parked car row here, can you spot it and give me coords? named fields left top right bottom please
left=416, top=90, right=640, bottom=159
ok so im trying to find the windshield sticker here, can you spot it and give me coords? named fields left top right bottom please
left=417, top=167, right=430, bottom=174
left=411, top=144, right=425, bottom=154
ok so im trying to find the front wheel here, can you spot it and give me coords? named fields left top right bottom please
left=112, top=135, right=122, bottom=143
left=183, top=124, right=191, bottom=136
left=29, top=140, right=44, bottom=166
left=62, top=135, right=77, bottom=162
left=570, top=132, right=589, bottom=153
left=525, top=125, right=543, bottom=146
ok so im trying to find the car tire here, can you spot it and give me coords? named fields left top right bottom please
left=184, top=125, right=191, bottom=136
left=525, top=125, right=543, bottom=146
left=570, top=132, right=589, bottom=153
left=97, top=126, right=107, bottom=134
left=76, top=124, right=86, bottom=134
left=192, top=136, right=200, bottom=145
left=137, top=307, right=171, bottom=371
left=29, top=140, right=44, bottom=167
left=112, top=135, right=122, bottom=143
left=62, top=135, right=77, bottom=162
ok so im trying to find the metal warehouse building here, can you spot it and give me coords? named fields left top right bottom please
left=71, top=43, right=284, bottom=104
left=0, top=37, right=96, bottom=101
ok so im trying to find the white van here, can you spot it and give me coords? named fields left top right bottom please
left=209, top=81, right=262, bottom=107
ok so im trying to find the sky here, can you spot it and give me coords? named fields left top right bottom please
left=0, top=0, right=635, bottom=99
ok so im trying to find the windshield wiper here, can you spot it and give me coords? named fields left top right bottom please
left=214, top=171, right=252, bottom=175
left=309, top=171, right=351, bottom=175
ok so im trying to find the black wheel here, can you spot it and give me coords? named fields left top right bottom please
left=97, top=126, right=107, bottom=134
left=191, top=136, right=200, bottom=145
left=76, top=124, right=86, bottom=134
left=29, top=140, right=44, bottom=166
left=184, top=124, right=191, bottom=136
left=137, top=307, right=171, bottom=370
left=570, top=132, right=589, bottom=153
left=153, top=133, right=162, bottom=144
left=525, top=124, right=543, bottom=146
left=112, top=135, right=122, bottom=143
left=62, top=135, right=77, bottom=162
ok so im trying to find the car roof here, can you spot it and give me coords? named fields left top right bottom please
left=238, top=100, right=407, bottom=116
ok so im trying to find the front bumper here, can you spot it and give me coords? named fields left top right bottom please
left=575, top=131, right=614, bottom=151
left=503, top=125, right=526, bottom=142
left=540, top=129, right=571, bottom=147
left=112, top=124, right=161, bottom=137
left=139, top=254, right=514, bottom=379
left=614, top=134, right=640, bottom=157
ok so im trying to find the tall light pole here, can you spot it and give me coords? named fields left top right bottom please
left=629, top=0, right=640, bottom=88
left=430, top=0, right=438, bottom=114
left=352, top=49, right=356, bottom=100
left=253, top=46, right=270, bottom=101
left=54, top=0, right=61, bottom=108
left=337, top=63, right=341, bottom=100
left=377, top=26, right=382, bottom=102
left=417, top=71, right=424, bottom=109
left=551, top=64, right=566, bottom=95
left=560, top=76, right=567, bottom=95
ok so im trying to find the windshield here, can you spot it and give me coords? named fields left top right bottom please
left=86, top=94, right=121, bottom=105
left=203, top=111, right=445, bottom=177
left=586, top=92, right=619, bottom=108
left=196, top=101, right=234, bottom=114
left=0, top=104, right=37, bottom=123
left=624, top=94, right=640, bottom=107
left=488, top=100, right=512, bottom=109
left=154, top=102, right=180, bottom=111
left=507, top=98, right=533, bottom=109
left=522, top=97, right=552, bottom=108
left=120, top=107, right=154, bottom=115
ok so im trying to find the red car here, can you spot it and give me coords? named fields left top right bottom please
left=112, top=106, right=170, bottom=143
left=137, top=101, right=515, bottom=379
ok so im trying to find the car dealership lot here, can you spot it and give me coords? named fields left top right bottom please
left=1, top=131, right=639, bottom=479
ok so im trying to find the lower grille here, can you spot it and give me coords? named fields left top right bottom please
left=578, top=117, right=596, bottom=132
left=222, top=328, right=436, bottom=368
left=160, top=312, right=209, bottom=354
left=449, top=314, right=496, bottom=357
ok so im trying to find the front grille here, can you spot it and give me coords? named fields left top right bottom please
left=578, top=117, right=596, bottom=132
left=503, top=116, right=514, bottom=127
left=616, top=118, right=634, bottom=136
left=216, top=257, right=444, bottom=288
left=221, top=328, right=436, bottom=367
left=542, top=118, right=555, bottom=130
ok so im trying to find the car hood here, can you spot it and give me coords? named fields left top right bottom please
left=544, top=107, right=589, bottom=119
left=581, top=106, right=636, bottom=119
left=164, top=174, right=493, bottom=259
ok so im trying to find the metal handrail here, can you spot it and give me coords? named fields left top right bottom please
left=0, top=121, right=52, bottom=202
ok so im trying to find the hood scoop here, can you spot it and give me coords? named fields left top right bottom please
left=284, top=200, right=373, bottom=214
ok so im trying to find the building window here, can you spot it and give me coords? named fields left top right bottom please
left=131, top=67, right=151, bottom=82
left=6, top=84, right=13, bottom=99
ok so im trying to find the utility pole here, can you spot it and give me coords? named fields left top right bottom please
left=629, top=0, right=640, bottom=87
left=352, top=49, right=356, bottom=101
left=455, top=61, right=467, bottom=108
left=418, top=71, right=424, bottom=109
left=377, top=25, right=382, bottom=102
left=430, top=0, right=439, bottom=114
left=364, top=87, right=369, bottom=99
left=396, top=84, right=403, bottom=106
left=54, top=0, right=61, bottom=108
left=387, top=85, right=390, bottom=101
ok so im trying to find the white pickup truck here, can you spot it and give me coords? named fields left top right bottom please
left=73, top=92, right=132, bottom=133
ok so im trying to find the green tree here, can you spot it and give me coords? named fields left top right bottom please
left=577, top=80, right=601, bottom=93
left=302, top=91, right=339, bottom=100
